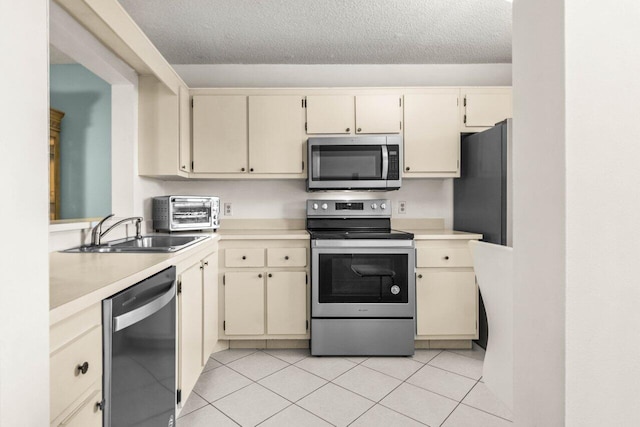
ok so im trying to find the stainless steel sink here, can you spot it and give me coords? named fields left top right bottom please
left=63, top=234, right=209, bottom=253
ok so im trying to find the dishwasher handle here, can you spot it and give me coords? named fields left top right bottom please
left=113, top=282, right=176, bottom=332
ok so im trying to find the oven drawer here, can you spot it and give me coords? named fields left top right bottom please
left=225, top=248, right=265, bottom=267
left=267, top=248, right=307, bottom=267
left=416, top=247, right=473, bottom=268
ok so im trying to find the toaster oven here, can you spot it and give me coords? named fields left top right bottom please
left=152, top=196, right=220, bottom=232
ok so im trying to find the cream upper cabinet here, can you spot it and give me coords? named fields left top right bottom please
left=248, top=95, right=305, bottom=174
left=461, top=87, right=513, bottom=131
left=201, top=252, right=218, bottom=363
left=138, top=76, right=188, bottom=178
left=266, top=272, right=307, bottom=335
left=355, top=94, right=402, bottom=134
left=224, top=272, right=265, bottom=335
left=179, top=262, right=204, bottom=401
left=179, top=86, right=192, bottom=173
left=306, top=95, right=355, bottom=134
left=192, top=95, right=248, bottom=173
left=403, top=91, right=460, bottom=177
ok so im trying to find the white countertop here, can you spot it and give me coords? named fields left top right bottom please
left=49, top=235, right=219, bottom=324
left=404, top=229, right=483, bottom=240
left=217, top=229, right=310, bottom=240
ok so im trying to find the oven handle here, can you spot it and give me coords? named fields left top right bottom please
left=381, top=145, right=389, bottom=180
left=113, top=283, right=176, bottom=332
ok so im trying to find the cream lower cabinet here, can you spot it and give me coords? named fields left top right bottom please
left=224, top=272, right=266, bottom=335
left=178, top=261, right=204, bottom=403
left=202, top=251, right=219, bottom=362
left=220, top=240, right=309, bottom=340
left=415, top=239, right=479, bottom=341
left=178, top=248, right=218, bottom=405
left=50, top=304, right=102, bottom=427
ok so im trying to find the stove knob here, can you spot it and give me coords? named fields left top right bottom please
left=321, top=203, right=328, bottom=210
left=380, top=203, right=387, bottom=210
left=312, top=203, right=319, bottom=210
left=390, top=285, right=400, bottom=295
left=371, top=203, right=378, bottom=210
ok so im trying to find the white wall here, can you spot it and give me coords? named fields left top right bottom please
left=512, top=0, right=566, bottom=425
left=564, top=1, right=640, bottom=425
left=0, top=1, right=50, bottom=425
left=158, top=178, right=454, bottom=226
left=514, top=1, right=640, bottom=426
left=174, top=64, right=512, bottom=88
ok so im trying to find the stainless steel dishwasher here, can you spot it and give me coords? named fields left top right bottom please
left=103, top=266, right=176, bottom=427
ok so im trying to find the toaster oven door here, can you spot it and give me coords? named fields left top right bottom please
left=169, top=197, right=216, bottom=230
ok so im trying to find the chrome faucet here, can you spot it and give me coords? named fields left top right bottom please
left=91, top=214, right=143, bottom=246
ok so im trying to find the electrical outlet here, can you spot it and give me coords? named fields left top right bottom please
left=398, top=201, right=407, bottom=214
left=224, top=203, right=232, bottom=216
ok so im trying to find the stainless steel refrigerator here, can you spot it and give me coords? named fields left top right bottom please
left=454, top=118, right=512, bottom=348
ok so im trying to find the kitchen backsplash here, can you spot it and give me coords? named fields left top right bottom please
left=157, top=178, right=453, bottom=226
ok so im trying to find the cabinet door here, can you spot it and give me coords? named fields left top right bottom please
left=266, top=272, right=307, bottom=335
left=355, top=95, right=402, bottom=134
left=404, top=92, right=460, bottom=173
left=192, top=95, right=248, bottom=173
left=202, top=252, right=218, bottom=363
left=306, top=95, right=354, bottom=134
left=462, top=88, right=512, bottom=129
left=179, top=262, right=203, bottom=401
left=224, top=272, right=265, bottom=335
left=416, top=271, right=477, bottom=336
left=178, top=85, right=191, bottom=173
left=248, top=96, right=305, bottom=174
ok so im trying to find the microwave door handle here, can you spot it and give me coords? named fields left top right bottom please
left=381, top=145, right=389, bottom=180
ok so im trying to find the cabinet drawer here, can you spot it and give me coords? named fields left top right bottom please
left=416, top=247, right=473, bottom=268
left=54, top=387, right=102, bottom=427
left=50, top=326, right=102, bottom=421
left=225, top=248, right=265, bottom=267
left=267, top=247, right=307, bottom=267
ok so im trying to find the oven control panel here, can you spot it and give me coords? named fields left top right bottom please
left=307, top=199, right=391, bottom=217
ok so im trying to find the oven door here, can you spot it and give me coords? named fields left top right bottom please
left=311, top=241, right=415, bottom=318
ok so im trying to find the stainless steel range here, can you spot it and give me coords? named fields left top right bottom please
left=307, top=199, right=415, bottom=356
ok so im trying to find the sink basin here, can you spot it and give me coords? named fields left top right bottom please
left=63, top=234, right=209, bottom=253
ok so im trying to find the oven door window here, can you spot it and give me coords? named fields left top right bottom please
left=312, top=145, right=383, bottom=180
left=318, top=253, right=408, bottom=303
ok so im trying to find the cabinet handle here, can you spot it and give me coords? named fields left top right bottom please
left=181, top=165, right=186, bottom=170
left=96, top=401, right=103, bottom=411
left=258, top=274, right=263, bottom=278
left=241, top=167, right=245, bottom=172
left=77, top=362, right=89, bottom=375
left=242, top=256, right=246, bottom=260
left=204, top=261, right=209, bottom=266
left=250, top=168, right=254, bottom=172
left=417, top=274, right=423, bottom=279
left=346, top=128, right=350, bottom=132
left=444, top=256, right=450, bottom=260
left=268, top=273, right=272, bottom=278
left=406, top=167, right=410, bottom=171
left=357, top=127, right=362, bottom=132
left=284, top=256, right=289, bottom=260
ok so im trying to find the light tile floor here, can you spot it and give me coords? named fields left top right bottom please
left=178, top=345, right=512, bottom=427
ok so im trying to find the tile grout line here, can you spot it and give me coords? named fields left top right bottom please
left=458, top=401, right=514, bottom=423
left=438, top=378, right=482, bottom=427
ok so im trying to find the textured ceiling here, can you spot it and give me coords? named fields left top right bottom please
left=118, top=0, right=512, bottom=65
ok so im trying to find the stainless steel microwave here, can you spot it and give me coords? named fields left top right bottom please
left=307, top=135, right=403, bottom=191
left=152, top=196, right=220, bottom=232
